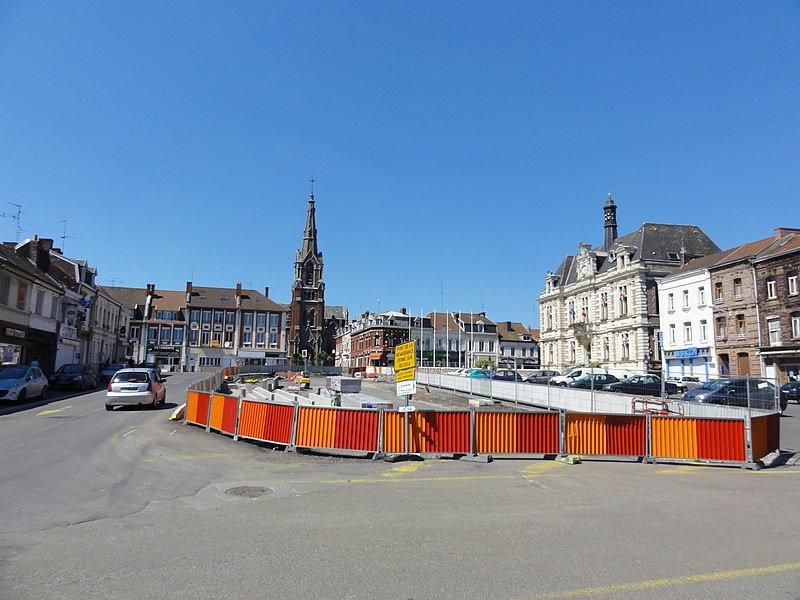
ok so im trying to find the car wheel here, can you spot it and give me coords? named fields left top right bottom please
left=81, top=380, right=87, bottom=391
left=18, top=388, right=27, bottom=403
left=151, top=395, right=158, bottom=409
left=161, top=391, right=167, bottom=405
left=559, top=382, right=568, bottom=387
left=105, top=404, right=113, bottom=411
left=39, top=386, right=48, bottom=400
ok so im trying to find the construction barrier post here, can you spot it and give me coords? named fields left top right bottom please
left=373, top=406, right=385, bottom=460
left=205, top=394, right=213, bottom=432
left=233, top=392, right=244, bottom=442
left=286, top=401, right=300, bottom=453
left=644, top=412, right=653, bottom=464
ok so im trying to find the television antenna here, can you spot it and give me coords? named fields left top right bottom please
left=108, top=276, right=123, bottom=286
left=1, top=202, right=24, bottom=242
left=57, top=219, right=82, bottom=254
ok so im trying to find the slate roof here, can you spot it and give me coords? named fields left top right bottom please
left=325, top=305, right=348, bottom=321
left=497, top=321, right=536, bottom=342
left=0, top=244, right=62, bottom=290
left=550, top=222, right=720, bottom=288
left=105, top=286, right=287, bottom=314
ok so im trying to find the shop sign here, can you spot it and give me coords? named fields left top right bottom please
left=5, top=328, right=25, bottom=339
left=60, top=324, right=77, bottom=340
left=675, top=347, right=699, bottom=358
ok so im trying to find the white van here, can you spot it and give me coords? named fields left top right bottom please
left=550, top=367, right=636, bottom=386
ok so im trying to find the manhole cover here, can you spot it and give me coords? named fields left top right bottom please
left=224, top=486, right=271, bottom=499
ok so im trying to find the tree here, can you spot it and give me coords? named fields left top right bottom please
left=290, top=353, right=302, bottom=365
left=317, top=350, right=329, bottom=365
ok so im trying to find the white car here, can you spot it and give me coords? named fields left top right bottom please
left=666, top=375, right=703, bottom=393
left=0, top=365, right=48, bottom=402
left=106, top=368, right=166, bottom=410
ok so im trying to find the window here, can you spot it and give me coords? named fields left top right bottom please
left=256, top=331, right=265, bottom=346
left=698, top=286, right=706, bottom=306
left=669, top=324, right=676, bottom=344
left=269, top=332, right=278, bottom=345
left=788, top=272, right=798, bottom=296
left=16, top=282, right=27, bottom=311
left=600, top=293, right=608, bottom=320
left=190, top=309, right=200, bottom=322
left=580, top=297, right=589, bottom=321
left=602, top=337, right=609, bottom=361
left=148, top=326, right=158, bottom=342
left=488, top=341, right=494, bottom=352
left=546, top=305, right=553, bottom=330
left=242, top=331, right=252, bottom=345
left=621, top=334, right=630, bottom=360
left=716, top=316, right=727, bottom=339
left=270, top=314, right=279, bottom=327
left=130, top=325, right=140, bottom=341
left=791, top=313, right=800, bottom=339
left=548, top=344, right=554, bottom=364
left=201, top=331, right=210, bottom=345
left=568, top=301, right=575, bottom=323
left=683, top=322, right=693, bottom=343
left=189, top=329, right=198, bottom=344
left=214, top=311, right=223, bottom=324
left=243, top=313, right=253, bottom=327
left=0, top=276, right=10, bottom=305
left=570, top=341, right=576, bottom=363
left=733, top=278, right=742, bottom=300
left=682, top=290, right=689, bottom=308
left=714, top=282, right=723, bottom=303
left=766, top=276, right=777, bottom=299
left=173, top=328, right=183, bottom=344
left=618, top=286, right=628, bottom=316
left=667, top=293, right=675, bottom=311
left=736, top=314, right=746, bottom=338
left=202, top=310, right=212, bottom=323
left=700, top=319, right=708, bottom=342
left=160, top=327, right=171, bottom=342
left=34, top=290, right=44, bottom=315
left=226, top=312, right=235, bottom=325
left=767, top=317, right=781, bottom=344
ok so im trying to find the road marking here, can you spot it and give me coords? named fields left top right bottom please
left=315, top=474, right=519, bottom=484
left=381, top=463, right=431, bottom=478
left=521, top=562, right=800, bottom=599
left=521, top=462, right=565, bottom=477
left=37, top=406, right=72, bottom=416
left=142, top=453, right=227, bottom=462
left=123, top=429, right=135, bottom=437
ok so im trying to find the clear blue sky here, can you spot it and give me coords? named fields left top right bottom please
left=2, top=2, right=798, bottom=328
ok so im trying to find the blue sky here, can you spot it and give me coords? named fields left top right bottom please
left=1, top=2, right=798, bottom=328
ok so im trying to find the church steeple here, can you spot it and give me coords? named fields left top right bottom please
left=300, top=192, right=319, bottom=259
left=603, top=191, right=618, bottom=251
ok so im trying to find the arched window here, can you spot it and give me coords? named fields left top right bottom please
left=305, top=262, right=315, bottom=286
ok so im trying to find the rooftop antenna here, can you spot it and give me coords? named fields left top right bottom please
left=108, top=276, right=123, bottom=286
left=309, top=175, right=315, bottom=196
left=57, top=219, right=82, bottom=254
left=2, top=202, right=24, bottom=242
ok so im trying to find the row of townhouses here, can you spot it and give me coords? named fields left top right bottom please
left=538, top=193, right=799, bottom=386
left=334, top=309, right=539, bottom=371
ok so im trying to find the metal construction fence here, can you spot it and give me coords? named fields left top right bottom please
left=183, top=377, right=781, bottom=469
left=417, top=370, right=782, bottom=419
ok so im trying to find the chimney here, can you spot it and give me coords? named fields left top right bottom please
left=775, top=227, right=800, bottom=239
left=400, top=308, right=407, bottom=315
left=36, top=238, right=52, bottom=271
left=264, top=286, right=269, bottom=298
left=235, top=281, right=243, bottom=308
left=506, top=321, right=512, bottom=330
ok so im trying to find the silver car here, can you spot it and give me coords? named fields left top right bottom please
left=105, top=368, right=166, bottom=411
left=0, top=365, right=48, bottom=402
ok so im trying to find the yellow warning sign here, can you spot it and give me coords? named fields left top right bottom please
left=394, top=340, right=416, bottom=371
left=395, top=367, right=416, bottom=382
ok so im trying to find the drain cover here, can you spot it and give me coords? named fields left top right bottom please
left=224, top=486, right=271, bottom=499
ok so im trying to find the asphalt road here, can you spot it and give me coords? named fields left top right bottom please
left=1, top=376, right=799, bottom=599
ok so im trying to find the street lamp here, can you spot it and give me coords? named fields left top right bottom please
left=138, top=284, right=163, bottom=364
left=181, top=283, right=201, bottom=372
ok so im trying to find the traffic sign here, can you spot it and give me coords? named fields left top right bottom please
left=396, top=380, right=417, bottom=396
left=397, top=405, right=417, bottom=413
left=394, top=340, right=416, bottom=371
left=395, top=367, right=415, bottom=382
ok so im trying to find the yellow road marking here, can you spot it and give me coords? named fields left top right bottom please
left=314, top=474, right=518, bottom=484
left=142, top=453, right=227, bottom=462
left=521, top=562, right=800, bottom=599
left=656, top=465, right=700, bottom=474
left=37, top=406, right=72, bottom=416
left=381, top=463, right=432, bottom=477
left=521, top=462, right=565, bottom=476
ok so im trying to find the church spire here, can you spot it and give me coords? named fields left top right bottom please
left=300, top=191, right=319, bottom=259
left=603, top=191, right=618, bottom=251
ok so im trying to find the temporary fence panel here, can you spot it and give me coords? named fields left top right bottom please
left=566, top=414, right=608, bottom=455
left=750, top=413, right=781, bottom=462
left=295, top=406, right=337, bottom=449
left=475, top=412, right=518, bottom=453
left=235, top=401, right=295, bottom=445
left=186, top=391, right=211, bottom=427
left=333, top=408, right=380, bottom=452
left=383, top=411, right=409, bottom=453
left=207, top=393, right=239, bottom=436
left=238, top=400, right=271, bottom=441
left=515, top=412, right=560, bottom=454
left=651, top=416, right=699, bottom=460
left=605, top=415, right=647, bottom=456
left=695, top=418, right=746, bottom=462
left=408, top=411, right=471, bottom=454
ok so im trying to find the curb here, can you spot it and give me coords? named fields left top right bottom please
left=170, top=403, right=186, bottom=421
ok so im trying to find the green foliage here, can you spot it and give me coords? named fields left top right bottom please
left=290, top=353, right=302, bottom=365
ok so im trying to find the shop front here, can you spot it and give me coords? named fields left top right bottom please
left=761, top=347, right=800, bottom=384
left=664, top=346, right=713, bottom=381
left=149, top=344, right=181, bottom=372
left=0, top=321, right=58, bottom=373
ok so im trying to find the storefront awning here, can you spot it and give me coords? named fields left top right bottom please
left=369, top=352, right=385, bottom=360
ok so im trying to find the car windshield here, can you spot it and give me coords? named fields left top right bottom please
left=0, top=367, right=26, bottom=379
left=698, top=379, right=729, bottom=391
left=60, top=364, right=84, bottom=373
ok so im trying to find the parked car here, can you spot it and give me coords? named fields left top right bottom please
left=523, top=370, right=560, bottom=384
left=467, top=369, right=492, bottom=379
left=491, top=369, right=522, bottom=381
left=143, top=362, right=161, bottom=376
left=106, top=368, right=166, bottom=410
left=49, top=363, right=97, bottom=390
left=681, top=378, right=780, bottom=410
left=99, top=362, right=126, bottom=384
left=550, top=368, right=602, bottom=387
left=568, top=373, right=620, bottom=389
left=780, top=381, right=800, bottom=405
left=604, top=374, right=678, bottom=397
left=0, top=365, right=48, bottom=402
left=666, top=375, right=702, bottom=393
